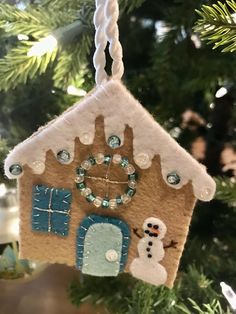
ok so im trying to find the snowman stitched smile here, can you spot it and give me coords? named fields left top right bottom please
left=144, top=223, right=160, bottom=237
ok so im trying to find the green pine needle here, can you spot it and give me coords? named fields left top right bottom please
left=0, top=42, right=58, bottom=91
left=215, top=176, right=236, bottom=207
left=194, top=0, right=236, bottom=52
left=0, top=0, right=144, bottom=91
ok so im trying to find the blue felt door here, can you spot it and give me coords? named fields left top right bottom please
left=76, top=215, right=130, bottom=277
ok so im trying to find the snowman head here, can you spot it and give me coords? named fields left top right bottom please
left=142, top=217, right=167, bottom=240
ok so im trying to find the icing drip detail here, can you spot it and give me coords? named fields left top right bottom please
left=4, top=80, right=216, bottom=201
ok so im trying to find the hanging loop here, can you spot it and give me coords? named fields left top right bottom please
left=93, top=0, right=124, bottom=85
left=93, top=0, right=108, bottom=85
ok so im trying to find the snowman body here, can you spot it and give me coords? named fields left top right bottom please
left=130, top=217, right=167, bottom=286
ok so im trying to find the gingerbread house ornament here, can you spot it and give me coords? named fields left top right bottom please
left=4, top=0, right=216, bottom=288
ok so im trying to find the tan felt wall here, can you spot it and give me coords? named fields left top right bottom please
left=19, top=117, right=196, bottom=288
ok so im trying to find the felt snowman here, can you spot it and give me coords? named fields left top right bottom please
left=130, top=217, right=167, bottom=286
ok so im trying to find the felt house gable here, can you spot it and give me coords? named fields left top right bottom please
left=4, top=79, right=216, bottom=288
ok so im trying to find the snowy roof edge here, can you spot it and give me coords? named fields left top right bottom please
left=4, top=79, right=216, bottom=202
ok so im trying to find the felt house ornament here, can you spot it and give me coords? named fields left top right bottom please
left=4, top=0, right=216, bottom=288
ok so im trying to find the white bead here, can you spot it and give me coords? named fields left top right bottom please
left=81, top=160, right=91, bottom=170
left=121, top=194, right=131, bottom=204
left=113, top=154, right=122, bottom=164
left=105, top=249, right=118, bottom=262
left=128, top=180, right=137, bottom=189
left=81, top=188, right=92, bottom=197
left=95, top=153, right=105, bottom=164
left=135, top=153, right=150, bottom=168
left=32, top=160, right=45, bottom=174
left=75, top=176, right=84, bottom=183
left=109, top=199, right=117, bottom=210
left=124, top=164, right=135, bottom=175
left=93, top=196, right=103, bottom=208
left=80, top=132, right=93, bottom=145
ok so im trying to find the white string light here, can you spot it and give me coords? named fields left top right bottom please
left=27, top=20, right=84, bottom=58
left=220, top=282, right=236, bottom=310
left=67, top=85, right=87, bottom=96
left=215, top=87, right=228, bottom=98
left=17, top=34, right=29, bottom=41
left=0, top=183, right=6, bottom=197
left=27, top=35, right=58, bottom=57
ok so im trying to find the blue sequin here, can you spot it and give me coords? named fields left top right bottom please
left=57, top=150, right=70, bottom=163
left=128, top=173, right=138, bottom=181
left=102, top=198, right=110, bottom=208
left=107, top=135, right=121, bottom=149
left=76, top=167, right=86, bottom=176
left=86, top=193, right=96, bottom=203
left=116, top=195, right=123, bottom=205
left=126, top=187, right=136, bottom=197
left=167, top=172, right=181, bottom=185
left=104, top=155, right=112, bottom=165
left=9, top=164, right=22, bottom=176
left=88, top=156, right=96, bottom=165
left=120, top=157, right=129, bottom=168
left=76, top=182, right=86, bottom=190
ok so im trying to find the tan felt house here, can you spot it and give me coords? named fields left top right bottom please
left=4, top=80, right=216, bottom=287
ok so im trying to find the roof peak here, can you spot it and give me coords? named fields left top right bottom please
left=4, top=79, right=215, bottom=201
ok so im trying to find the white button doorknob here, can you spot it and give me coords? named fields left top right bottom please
left=105, top=249, right=118, bottom=262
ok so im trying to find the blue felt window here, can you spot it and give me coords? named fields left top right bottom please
left=32, top=184, right=72, bottom=237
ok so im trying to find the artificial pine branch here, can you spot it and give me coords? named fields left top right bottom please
left=215, top=176, right=236, bottom=207
left=0, top=0, right=146, bottom=92
left=69, top=264, right=231, bottom=314
left=0, top=4, right=76, bottom=37
left=194, top=0, right=236, bottom=52
left=53, top=42, right=90, bottom=89
left=41, top=0, right=146, bottom=13
left=0, top=42, right=58, bottom=91
left=0, top=3, right=80, bottom=90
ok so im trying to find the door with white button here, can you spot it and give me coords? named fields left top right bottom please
left=76, top=214, right=130, bottom=277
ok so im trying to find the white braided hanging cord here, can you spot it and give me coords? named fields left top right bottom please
left=93, top=0, right=107, bottom=84
left=93, top=0, right=124, bottom=85
left=105, top=0, right=124, bottom=81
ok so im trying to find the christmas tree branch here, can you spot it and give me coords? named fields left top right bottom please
left=53, top=41, right=90, bottom=89
left=0, top=42, right=58, bottom=91
left=0, top=0, right=146, bottom=91
left=69, top=264, right=231, bottom=314
left=188, top=299, right=231, bottom=314
left=0, top=3, right=83, bottom=90
left=215, top=176, right=236, bottom=207
left=41, top=0, right=146, bottom=13
left=0, top=4, right=76, bottom=37
left=194, top=0, right=236, bottom=52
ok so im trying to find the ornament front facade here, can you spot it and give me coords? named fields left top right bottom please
left=4, top=80, right=215, bottom=288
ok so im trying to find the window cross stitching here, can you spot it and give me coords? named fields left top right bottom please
left=32, top=185, right=72, bottom=237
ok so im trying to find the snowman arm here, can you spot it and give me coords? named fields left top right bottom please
left=164, top=240, right=178, bottom=249
left=133, top=227, right=142, bottom=239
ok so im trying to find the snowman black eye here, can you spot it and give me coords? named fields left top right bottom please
left=145, top=230, right=150, bottom=234
left=153, top=225, right=159, bottom=229
left=147, top=223, right=152, bottom=228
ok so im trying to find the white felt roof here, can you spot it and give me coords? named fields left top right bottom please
left=4, top=80, right=216, bottom=201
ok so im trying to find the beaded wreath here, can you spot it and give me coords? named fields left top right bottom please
left=75, top=153, right=138, bottom=210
